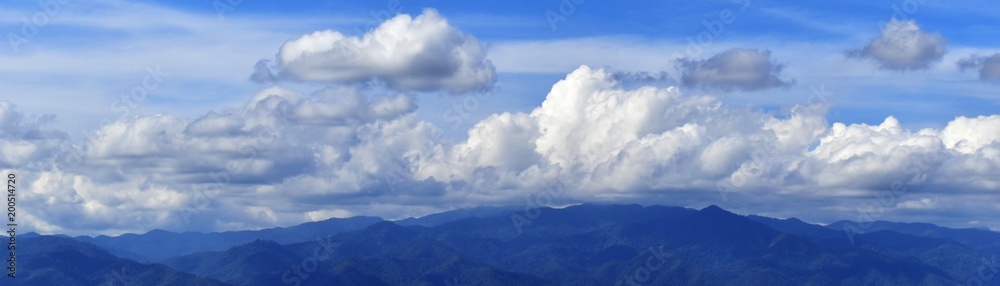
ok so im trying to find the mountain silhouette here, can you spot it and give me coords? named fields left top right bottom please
left=10, top=204, right=996, bottom=285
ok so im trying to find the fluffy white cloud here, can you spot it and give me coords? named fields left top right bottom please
left=941, top=115, right=1000, bottom=154
left=266, top=9, right=496, bottom=94
left=10, top=84, right=429, bottom=235
left=5, top=0, right=1000, bottom=236
left=800, top=116, right=945, bottom=189
left=12, top=67, right=1000, bottom=235
left=425, top=66, right=817, bottom=197
left=23, top=169, right=188, bottom=235
left=424, top=66, right=1000, bottom=226
left=451, top=112, right=540, bottom=172
left=679, top=48, right=795, bottom=91
left=848, top=19, right=946, bottom=71
left=957, top=53, right=1000, bottom=82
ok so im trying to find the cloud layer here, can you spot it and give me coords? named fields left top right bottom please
left=262, top=9, right=496, bottom=94
left=5, top=8, right=1000, bottom=236
left=10, top=64, right=1000, bottom=235
left=849, top=19, right=947, bottom=71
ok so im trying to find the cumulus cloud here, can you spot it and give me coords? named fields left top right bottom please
left=424, top=66, right=1000, bottom=226
left=957, top=53, right=1000, bottom=82
left=940, top=115, right=1000, bottom=154
left=12, top=65, right=1000, bottom=235
left=11, top=84, right=428, bottom=235
left=266, top=9, right=496, bottom=94
left=451, top=112, right=540, bottom=172
left=427, top=66, right=818, bottom=195
left=848, top=19, right=946, bottom=71
left=800, top=116, right=945, bottom=189
left=0, top=101, right=65, bottom=168
left=678, top=48, right=795, bottom=91
left=80, top=86, right=417, bottom=185
left=3, top=1, right=999, bottom=237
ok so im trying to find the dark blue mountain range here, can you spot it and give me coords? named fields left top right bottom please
left=8, top=204, right=999, bottom=285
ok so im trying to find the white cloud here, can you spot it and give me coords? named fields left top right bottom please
left=679, top=48, right=795, bottom=91
left=10, top=65, right=1000, bottom=234
left=268, top=9, right=496, bottom=94
left=451, top=112, right=540, bottom=172
left=848, top=19, right=947, bottom=71
left=5, top=83, right=430, bottom=235
left=22, top=169, right=188, bottom=235
left=424, top=66, right=816, bottom=197
left=941, top=115, right=1000, bottom=154
left=423, top=66, right=1000, bottom=227
left=801, top=116, right=945, bottom=189
left=6, top=4, right=1000, bottom=235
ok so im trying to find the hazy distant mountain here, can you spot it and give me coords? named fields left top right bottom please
left=162, top=239, right=303, bottom=285
left=827, top=220, right=1000, bottom=253
left=162, top=222, right=552, bottom=286
left=395, top=205, right=520, bottom=227
left=14, top=236, right=229, bottom=286
left=71, top=216, right=383, bottom=262
left=17, top=204, right=1000, bottom=285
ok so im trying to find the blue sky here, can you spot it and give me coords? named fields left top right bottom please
left=1, top=0, right=999, bottom=235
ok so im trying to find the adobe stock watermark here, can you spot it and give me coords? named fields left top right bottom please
left=805, top=84, right=832, bottom=111
left=281, top=235, right=340, bottom=286
left=715, top=84, right=831, bottom=202
left=213, top=0, right=243, bottom=20
left=444, top=277, right=465, bottom=286
left=876, top=0, right=930, bottom=30
left=177, top=108, right=289, bottom=224
left=52, top=65, right=168, bottom=169
left=374, top=80, right=497, bottom=193
left=714, top=133, right=776, bottom=202
left=110, top=65, right=170, bottom=120
left=312, top=0, right=415, bottom=59
left=380, top=165, right=410, bottom=194
left=7, top=0, right=72, bottom=54
left=841, top=152, right=935, bottom=244
left=352, top=0, right=413, bottom=35
left=615, top=245, right=673, bottom=286
left=441, top=81, right=497, bottom=131
left=545, top=0, right=587, bottom=31
left=966, top=255, right=999, bottom=286
left=216, top=0, right=413, bottom=22
left=670, top=0, right=752, bottom=60
left=510, top=178, right=567, bottom=235
left=102, top=266, right=135, bottom=286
